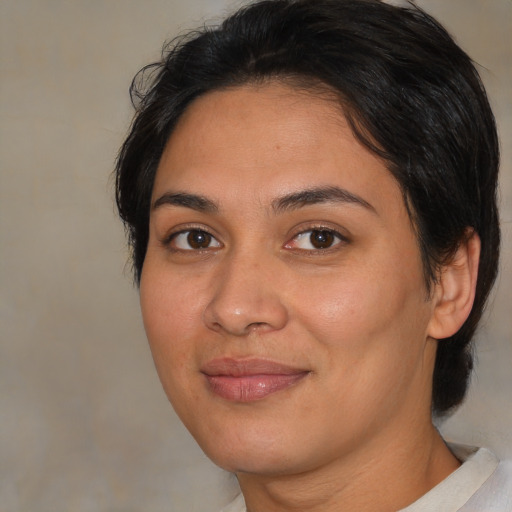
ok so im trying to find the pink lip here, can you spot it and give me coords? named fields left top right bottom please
left=201, top=358, right=309, bottom=402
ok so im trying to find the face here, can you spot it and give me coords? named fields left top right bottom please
left=140, top=83, right=438, bottom=477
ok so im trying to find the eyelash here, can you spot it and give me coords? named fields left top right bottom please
left=162, top=226, right=348, bottom=253
left=163, top=226, right=221, bottom=252
left=285, top=227, right=347, bottom=252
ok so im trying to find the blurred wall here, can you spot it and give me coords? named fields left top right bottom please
left=0, top=0, right=510, bottom=510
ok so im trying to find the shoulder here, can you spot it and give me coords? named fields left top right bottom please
left=219, top=447, right=512, bottom=512
left=401, top=444, right=511, bottom=512
left=459, top=457, right=512, bottom=512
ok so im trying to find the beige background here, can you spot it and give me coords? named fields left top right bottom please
left=0, top=0, right=510, bottom=510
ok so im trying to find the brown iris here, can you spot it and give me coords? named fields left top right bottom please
left=310, top=230, right=336, bottom=249
left=187, top=230, right=212, bottom=249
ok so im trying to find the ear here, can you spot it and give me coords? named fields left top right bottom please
left=427, top=230, right=481, bottom=340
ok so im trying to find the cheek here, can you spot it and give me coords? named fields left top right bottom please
left=139, top=260, right=205, bottom=384
left=292, top=252, right=430, bottom=376
left=141, top=254, right=207, bottom=331
left=299, top=274, right=419, bottom=339
left=139, top=269, right=214, bottom=429
left=293, top=270, right=431, bottom=429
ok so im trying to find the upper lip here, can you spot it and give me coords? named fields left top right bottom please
left=201, top=357, right=308, bottom=377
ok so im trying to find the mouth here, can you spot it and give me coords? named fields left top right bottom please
left=201, top=358, right=310, bottom=402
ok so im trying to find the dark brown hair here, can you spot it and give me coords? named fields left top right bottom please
left=115, top=0, right=500, bottom=415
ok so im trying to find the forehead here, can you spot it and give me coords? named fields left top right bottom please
left=162, top=82, right=345, bottom=169
left=153, top=82, right=405, bottom=222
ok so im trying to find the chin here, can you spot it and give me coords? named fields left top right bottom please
left=211, top=449, right=298, bottom=476
left=190, top=419, right=300, bottom=475
left=200, top=424, right=335, bottom=478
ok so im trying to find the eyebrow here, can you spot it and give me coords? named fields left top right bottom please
left=152, top=185, right=375, bottom=215
left=271, top=185, right=376, bottom=214
left=152, top=192, right=219, bottom=213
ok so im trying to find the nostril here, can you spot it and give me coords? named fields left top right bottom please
left=248, top=322, right=266, bottom=330
left=202, top=283, right=289, bottom=336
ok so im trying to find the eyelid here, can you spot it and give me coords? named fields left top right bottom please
left=284, top=225, right=349, bottom=252
left=161, top=225, right=222, bottom=251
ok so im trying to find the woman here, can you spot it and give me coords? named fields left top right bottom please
left=115, top=0, right=510, bottom=510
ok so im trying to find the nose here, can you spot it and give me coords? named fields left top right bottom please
left=203, top=253, right=289, bottom=337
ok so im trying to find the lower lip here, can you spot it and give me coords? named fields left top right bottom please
left=204, top=373, right=308, bottom=402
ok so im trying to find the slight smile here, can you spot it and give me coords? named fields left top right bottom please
left=201, top=358, right=310, bottom=402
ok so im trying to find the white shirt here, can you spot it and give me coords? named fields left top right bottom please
left=220, top=445, right=512, bottom=512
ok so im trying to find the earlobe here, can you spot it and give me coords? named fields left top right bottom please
left=427, top=230, right=481, bottom=340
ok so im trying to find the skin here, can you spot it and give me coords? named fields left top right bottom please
left=140, top=82, right=474, bottom=511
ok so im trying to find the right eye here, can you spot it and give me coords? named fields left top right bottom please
left=169, top=229, right=221, bottom=251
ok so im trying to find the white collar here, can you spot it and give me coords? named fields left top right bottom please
left=399, top=444, right=499, bottom=512
left=220, top=444, right=500, bottom=512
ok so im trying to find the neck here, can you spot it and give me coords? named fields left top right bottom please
left=237, top=421, right=460, bottom=512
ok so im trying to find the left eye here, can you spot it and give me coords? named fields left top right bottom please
left=170, top=229, right=221, bottom=250
left=285, top=229, right=344, bottom=250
